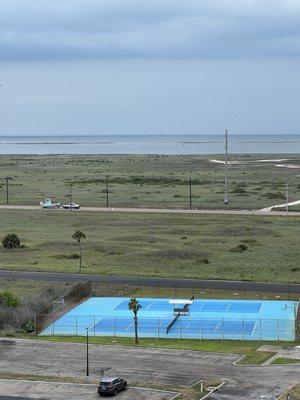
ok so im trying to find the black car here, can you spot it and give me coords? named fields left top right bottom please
left=62, top=202, right=80, bottom=209
left=98, top=377, right=127, bottom=396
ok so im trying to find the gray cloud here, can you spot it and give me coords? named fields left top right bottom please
left=1, top=0, right=300, bottom=61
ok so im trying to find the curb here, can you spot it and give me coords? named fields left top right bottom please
left=200, top=380, right=226, bottom=399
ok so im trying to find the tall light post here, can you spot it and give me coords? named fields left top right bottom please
left=224, top=129, right=229, bottom=205
left=86, top=327, right=89, bottom=376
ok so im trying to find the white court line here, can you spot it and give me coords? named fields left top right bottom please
left=145, top=301, right=154, bottom=310
left=225, top=304, right=231, bottom=312
left=184, top=321, right=192, bottom=331
left=213, top=321, right=221, bottom=333
left=125, top=321, right=134, bottom=331
left=112, top=299, right=124, bottom=311
left=251, top=320, right=258, bottom=336
left=88, top=316, right=102, bottom=332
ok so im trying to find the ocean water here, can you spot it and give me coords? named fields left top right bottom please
left=0, top=134, right=300, bottom=154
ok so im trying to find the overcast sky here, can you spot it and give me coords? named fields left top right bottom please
left=1, top=0, right=300, bottom=135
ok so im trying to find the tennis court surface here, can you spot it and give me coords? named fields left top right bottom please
left=41, top=297, right=299, bottom=341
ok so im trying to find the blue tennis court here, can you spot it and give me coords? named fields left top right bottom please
left=41, top=297, right=299, bottom=341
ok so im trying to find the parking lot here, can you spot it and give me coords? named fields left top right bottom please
left=0, top=379, right=177, bottom=400
left=0, top=338, right=299, bottom=399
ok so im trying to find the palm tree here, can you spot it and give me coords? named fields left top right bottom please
left=72, top=230, right=86, bottom=273
left=128, top=298, right=142, bottom=344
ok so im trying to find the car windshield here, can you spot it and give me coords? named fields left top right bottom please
left=100, top=382, right=112, bottom=386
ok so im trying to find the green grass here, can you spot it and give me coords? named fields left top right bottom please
left=271, top=357, right=300, bottom=365
left=238, top=351, right=276, bottom=365
left=278, top=384, right=300, bottom=400
left=0, top=154, right=299, bottom=210
left=0, top=209, right=300, bottom=283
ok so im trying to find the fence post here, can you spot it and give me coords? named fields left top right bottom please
left=242, top=318, right=244, bottom=342
left=222, top=318, right=224, bottom=341
left=179, top=318, right=182, bottom=340
left=93, top=316, right=96, bottom=337
left=260, top=319, right=262, bottom=341
left=75, top=315, right=78, bottom=336
left=114, top=317, right=117, bottom=337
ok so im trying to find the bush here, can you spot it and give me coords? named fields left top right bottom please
left=291, top=267, right=300, bottom=272
left=0, top=290, right=20, bottom=307
left=2, top=233, right=21, bottom=249
left=230, top=244, right=248, bottom=253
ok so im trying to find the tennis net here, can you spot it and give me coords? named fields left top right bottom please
left=166, top=313, right=180, bottom=334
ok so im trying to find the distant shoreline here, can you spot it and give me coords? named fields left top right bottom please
left=0, top=134, right=300, bottom=154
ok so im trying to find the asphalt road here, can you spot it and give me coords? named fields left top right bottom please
left=0, top=204, right=299, bottom=216
left=1, top=269, right=300, bottom=295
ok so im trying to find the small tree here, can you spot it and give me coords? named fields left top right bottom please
left=128, top=298, right=142, bottom=344
left=2, top=233, right=21, bottom=249
left=72, top=231, right=86, bottom=273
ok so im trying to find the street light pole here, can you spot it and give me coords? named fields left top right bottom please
left=224, top=129, right=229, bottom=205
left=86, top=327, right=89, bottom=376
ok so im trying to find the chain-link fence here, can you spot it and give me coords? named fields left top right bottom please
left=35, top=281, right=91, bottom=334
left=40, top=314, right=297, bottom=341
left=90, top=280, right=300, bottom=302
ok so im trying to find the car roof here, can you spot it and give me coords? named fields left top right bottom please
left=100, top=377, right=121, bottom=382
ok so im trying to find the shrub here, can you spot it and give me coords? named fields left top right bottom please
left=0, top=290, right=20, bottom=308
left=291, top=267, right=300, bottom=272
left=2, top=233, right=21, bottom=249
left=230, top=244, right=248, bottom=253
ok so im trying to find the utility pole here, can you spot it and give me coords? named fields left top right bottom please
left=224, top=129, right=229, bottom=205
left=5, top=177, right=13, bottom=205
left=69, top=184, right=73, bottom=211
left=86, top=327, right=89, bottom=376
left=105, top=176, right=109, bottom=207
left=286, top=183, right=289, bottom=216
left=189, top=177, right=192, bottom=208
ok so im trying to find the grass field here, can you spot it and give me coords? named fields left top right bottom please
left=0, top=209, right=299, bottom=282
left=0, top=154, right=299, bottom=210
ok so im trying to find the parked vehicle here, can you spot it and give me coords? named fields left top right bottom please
left=62, top=202, right=80, bottom=210
left=98, top=377, right=127, bottom=396
left=40, top=198, right=60, bottom=209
